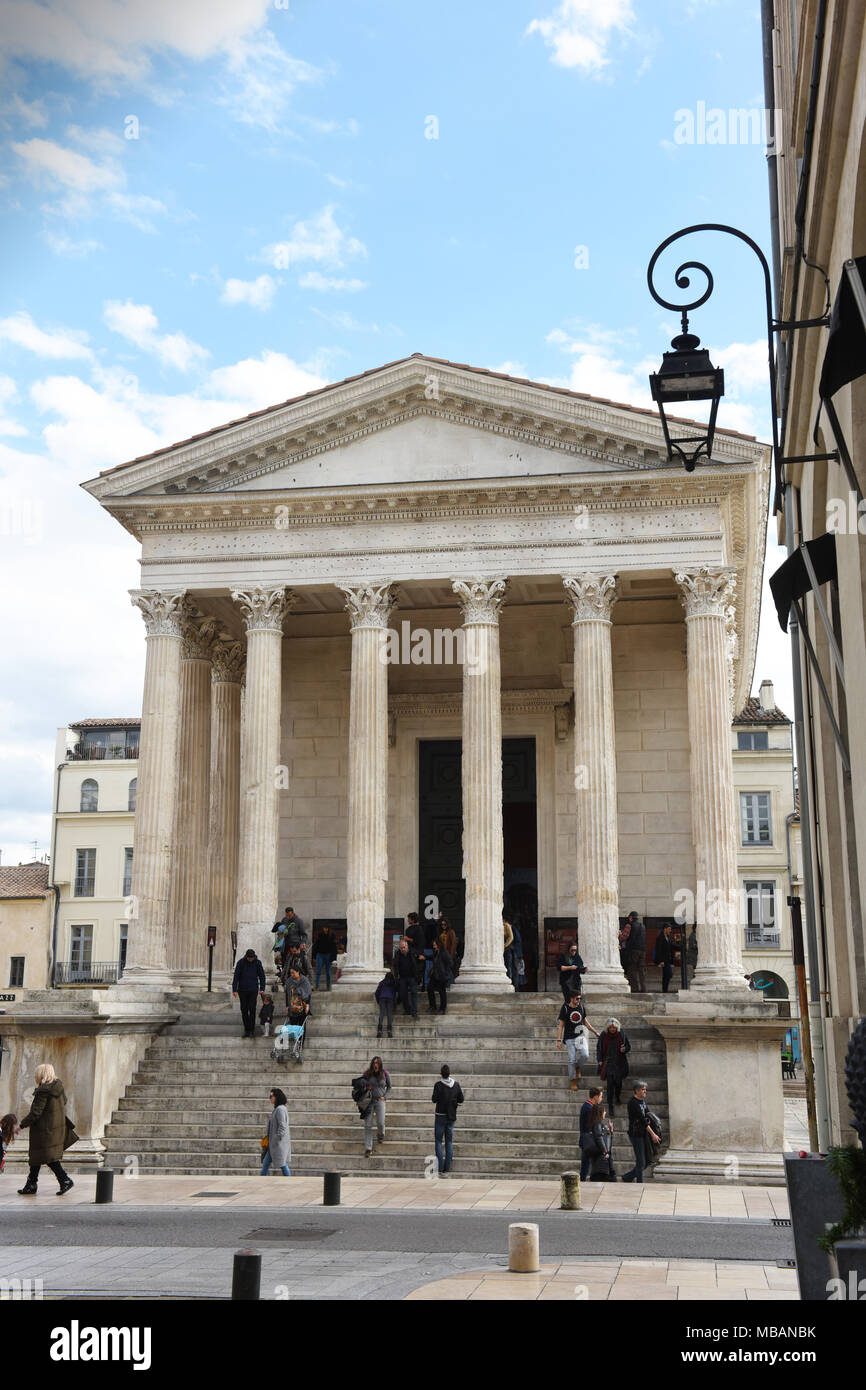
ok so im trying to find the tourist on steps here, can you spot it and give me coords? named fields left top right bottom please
left=285, top=966, right=312, bottom=1057
left=559, top=942, right=585, bottom=1001
left=360, top=1056, right=391, bottom=1157
left=259, top=994, right=274, bottom=1037
left=232, top=948, right=266, bottom=1039
left=556, top=985, right=599, bottom=1090
left=427, top=938, right=452, bottom=1014
left=395, top=937, right=419, bottom=1018
left=312, top=923, right=338, bottom=991
left=588, top=1101, right=617, bottom=1182
left=17, top=1063, right=75, bottom=1196
left=578, top=1086, right=603, bottom=1182
left=623, top=911, right=647, bottom=993
left=432, top=1064, right=464, bottom=1175
left=261, top=1088, right=291, bottom=1176
left=596, top=1018, right=631, bottom=1116
left=375, top=967, right=396, bottom=1037
left=622, top=1080, right=660, bottom=1183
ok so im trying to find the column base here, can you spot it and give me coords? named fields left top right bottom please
left=451, top=964, right=514, bottom=995
left=169, top=969, right=210, bottom=990
left=690, top=967, right=752, bottom=992
left=652, top=1148, right=786, bottom=1186
left=114, top=965, right=175, bottom=991
left=336, top=964, right=385, bottom=990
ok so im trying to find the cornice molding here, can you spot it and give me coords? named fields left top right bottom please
left=389, top=689, right=573, bottom=719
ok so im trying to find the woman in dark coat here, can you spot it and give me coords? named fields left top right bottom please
left=17, top=1063, right=74, bottom=1196
left=596, top=1018, right=631, bottom=1117
left=588, top=1102, right=617, bottom=1181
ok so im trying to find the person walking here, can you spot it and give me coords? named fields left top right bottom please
left=259, top=994, right=275, bottom=1037
left=556, top=986, right=599, bottom=1090
left=427, top=938, right=452, bottom=1014
left=394, top=937, right=418, bottom=1018
left=375, top=967, right=396, bottom=1038
left=596, top=1018, right=631, bottom=1116
left=653, top=922, right=675, bottom=993
left=578, top=1086, right=603, bottom=1182
left=260, top=1088, right=291, bottom=1176
left=432, top=1064, right=464, bottom=1175
left=17, top=1064, right=74, bottom=1196
left=622, top=1081, right=660, bottom=1183
left=623, top=911, right=647, bottom=993
left=312, top=923, right=338, bottom=991
left=588, top=1101, right=617, bottom=1182
left=361, top=1056, right=391, bottom=1157
left=232, top=948, right=266, bottom=1038
left=559, top=942, right=585, bottom=1001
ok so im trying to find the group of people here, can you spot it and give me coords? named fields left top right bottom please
left=617, top=913, right=699, bottom=993
left=3, top=1063, right=77, bottom=1197
left=577, top=1081, right=661, bottom=1183
left=374, top=913, right=458, bottom=1028
left=259, top=1060, right=465, bottom=1174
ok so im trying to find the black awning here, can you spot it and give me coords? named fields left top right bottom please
left=769, top=533, right=838, bottom=631
left=819, top=256, right=866, bottom=399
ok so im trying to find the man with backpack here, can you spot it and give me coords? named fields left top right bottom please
left=431, top=1064, right=464, bottom=1175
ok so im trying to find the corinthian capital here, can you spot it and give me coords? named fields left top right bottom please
left=562, top=574, right=618, bottom=623
left=231, top=586, right=295, bottom=633
left=452, top=578, right=507, bottom=624
left=338, top=582, right=398, bottom=630
left=211, top=640, right=246, bottom=684
left=180, top=599, right=219, bottom=661
left=130, top=589, right=186, bottom=638
left=675, top=566, right=737, bottom=619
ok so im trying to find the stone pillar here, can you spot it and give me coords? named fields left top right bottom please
left=337, top=582, right=396, bottom=987
left=168, top=604, right=217, bottom=986
left=563, top=575, right=628, bottom=992
left=123, top=590, right=186, bottom=988
left=209, top=639, right=245, bottom=983
left=675, top=565, right=748, bottom=990
left=452, top=578, right=512, bottom=994
left=232, top=587, right=294, bottom=965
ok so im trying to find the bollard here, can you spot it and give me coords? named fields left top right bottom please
left=508, top=1222, right=540, bottom=1272
left=232, top=1249, right=261, bottom=1300
left=95, top=1169, right=114, bottom=1205
left=559, top=1171, right=581, bottom=1211
left=323, top=1172, right=341, bottom=1206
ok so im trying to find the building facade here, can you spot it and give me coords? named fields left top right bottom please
left=765, top=0, right=866, bottom=1144
left=83, top=354, right=770, bottom=1002
left=0, top=863, right=53, bottom=998
left=49, top=720, right=139, bottom=987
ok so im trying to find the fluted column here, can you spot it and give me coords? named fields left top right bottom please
left=123, top=590, right=186, bottom=988
left=563, top=575, right=628, bottom=991
left=167, top=603, right=217, bottom=984
left=209, top=640, right=245, bottom=983
left=676, top=566, right=747, bottom=990
left=337, top=582, right=396, bottom=987
left=452, top=578, right=512, bottom=994
left=233, top=586, right=294, bottom=964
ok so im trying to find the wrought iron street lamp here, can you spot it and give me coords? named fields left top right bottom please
left=648, top=315, right=724, bottom=472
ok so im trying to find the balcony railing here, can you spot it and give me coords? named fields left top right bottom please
left=68, top=743, right=139, bottom=761
left=745, top=925, right=781, bottom=948
left=56, top=960, right=121, bottom=986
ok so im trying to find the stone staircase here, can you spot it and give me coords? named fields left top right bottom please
left=103, top=993, right=669, bottom=1179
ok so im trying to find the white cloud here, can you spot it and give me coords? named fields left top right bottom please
left=221, top=275, right=277, bottom=310
left=0, top=310, right=93, bottom=360
left=42, top=229, right=103, bottom=257
left=714, top=339, right=770, bottom=394
left=527, top=0, right=636, bottom=73
left=208, top=351, right=326, bottom=410
left=11, top=136, right=121, bottom=193
left=0, top=374, right=27, bottom=435
left=11, top=128, right=171, bottom=230
left=545, top=323, right=652, bottom=406
left=1, top=93, right=48, bottom=127
left=103, top=300, right=209, bottom=372
left=218, top=28, right=321, bottom=131
left=105, top=192, right=168, bottom=233
left=299, top=271, right=368, bottom=292
left=264, top=205, right=366, bottom=272
left=487, top=361, right=529, bottom=379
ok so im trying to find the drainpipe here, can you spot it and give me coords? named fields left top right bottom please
left=49, top=758, right=64, bottom=990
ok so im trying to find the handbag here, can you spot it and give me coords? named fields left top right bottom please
left=63, top=1117, right=80, bottom=1151
left=261, top=1136, right=269, bottom=1151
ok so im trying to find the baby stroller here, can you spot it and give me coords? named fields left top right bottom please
left=271, top=1020, right=306, bottom=1065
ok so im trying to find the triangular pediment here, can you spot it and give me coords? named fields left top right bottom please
left=83, top=354, right=760, bottom=502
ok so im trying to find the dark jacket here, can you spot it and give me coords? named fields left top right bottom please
left=589, top=1122, right=615, bottom=1178
left=432, top=1078, right=464, bottom=1121
left=20, top=1079, right=67, bottom=1165
left=626, top=919, right=646, bottom=956
left=578, top=1099, right=595, bottom=1137
left=627, top=1095, right=650, bottom=1137
left=313, top=931, right=338, bottom=960
left=405, top=923, right=425, bottom=955
left=232, top=956, right=266, bottom=993
left=596, top=1029, right=631, bottom=1081
left=654, top=933, right=674, bottom=967
left=431, top=946, right=453, bottom=984
left=394, top=948, right=416, bottom=980
left=375, top=973, right=396, bottom=1002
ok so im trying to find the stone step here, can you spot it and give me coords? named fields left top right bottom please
left=101, top=1136, right=629, bottom=1162
left=100, top=1153, right=628, bottom=1178
left=114, top=1099, right=660, bottom=1122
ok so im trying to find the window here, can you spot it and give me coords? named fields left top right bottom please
left=74, top=847, right=96, bottom=896
left=128, top=777, right=137, bottom=812
left=744, top=881, right=780, bottom=947
left=9, top=956, right=25, bottom=988
left=740, top=792, right=772, bottom=844
left=69, top=925, right=93, bottom=981
left=80, top=777, right=98, bottom=811
left=122, top=847, right=134, bottom=897
left=118, top=924, right=128, bottom=976
left=737, top=731, right=769, bottom=750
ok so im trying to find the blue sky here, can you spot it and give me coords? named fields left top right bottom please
left=0, top=0, right=791, bottom=863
